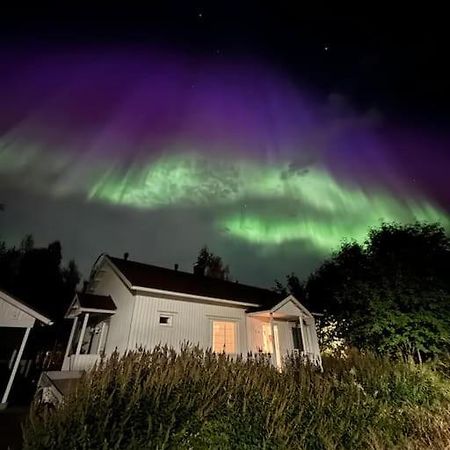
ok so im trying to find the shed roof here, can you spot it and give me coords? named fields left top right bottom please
left=0, top=289, right=52, bottom=325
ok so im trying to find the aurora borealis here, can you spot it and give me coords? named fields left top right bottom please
left=1, top=47, right=449, bottom=284
left=87, top=154, right=446, bottom=250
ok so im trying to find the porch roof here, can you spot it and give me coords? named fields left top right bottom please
left=77, top=293, right=116, bottom=312
left=246, top=295, right=313, bottom=320
left=0, top=288, right=53, bottom=326
left=66, top=293, right=117, bottom=318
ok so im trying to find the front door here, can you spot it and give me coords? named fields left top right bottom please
left=261, top=322, right=282, bottom=368
left=262, top=323, right=273, bottom=353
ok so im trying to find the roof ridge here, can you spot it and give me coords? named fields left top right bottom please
left=108, top=255, right=276, bottom=294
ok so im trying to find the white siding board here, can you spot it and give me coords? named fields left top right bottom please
left=129, top=295, right=248, bottom=354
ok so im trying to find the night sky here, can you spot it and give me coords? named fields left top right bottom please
left=1, top=5, right=449, bottom=285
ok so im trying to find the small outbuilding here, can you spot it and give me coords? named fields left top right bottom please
left=0, top=289, right=52, bottom=408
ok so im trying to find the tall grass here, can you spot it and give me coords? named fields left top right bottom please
left=24, top=346, right=450, bottom=449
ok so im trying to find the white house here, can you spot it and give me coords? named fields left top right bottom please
left=59, top=254, right=321, bottom=375
left=0, top=289, right=52, bottom=408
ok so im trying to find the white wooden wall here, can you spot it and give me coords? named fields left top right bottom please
left=90, top=262, right=135, bottom=354
left=246, top=316, right=264, bottom=352
left=274, top=320, right=296, bottom=357
left=246, top=316, right=296, bottom=357
left=0, top=300, right=35, bottom=328
left=128, top=294, right=248, bottom=354
left=302, top=317, right=321, bottom=356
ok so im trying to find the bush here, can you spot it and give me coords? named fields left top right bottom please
left=24, top=347, right=450, bottom=449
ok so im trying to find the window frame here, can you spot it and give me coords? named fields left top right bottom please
left=158, top=313, right=174, bottom=327
left=210, top=319, right=238, bottom=354
left=291, top=325, right=304, bottom=352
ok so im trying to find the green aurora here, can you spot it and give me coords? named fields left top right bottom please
left=0, top=141, right=447, bottom=253
left=88, top=153, right=448, bottom=251
left=2, top=47, right=450, bottom=284
left=0, top=137, right=449, bottom=252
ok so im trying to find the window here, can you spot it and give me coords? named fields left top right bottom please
left=159, top=314, right=173, bottom=327
left=212, top=321, right=236, bottom=353
left=292, top=326, right=304, bottom=351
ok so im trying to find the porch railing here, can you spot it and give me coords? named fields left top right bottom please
left=63, top=354, right=100, bottom=371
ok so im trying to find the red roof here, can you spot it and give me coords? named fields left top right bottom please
left=108, top=256, right=282, bottom=307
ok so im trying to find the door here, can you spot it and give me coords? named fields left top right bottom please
left=262, top=323, right=273, bottom=353
left=261, top=322, right=282, bottom=368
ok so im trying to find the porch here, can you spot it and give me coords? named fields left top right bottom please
left=62, top=293, right=116, bottom=372
left=247, top=295, right=322, bottom=369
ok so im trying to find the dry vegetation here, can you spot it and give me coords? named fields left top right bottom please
left=24, top=346, right=450, bottom=449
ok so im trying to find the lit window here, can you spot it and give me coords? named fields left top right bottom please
left=159, top=314, right=173, bottom=326
left=212, top=321, right=236, bottom=353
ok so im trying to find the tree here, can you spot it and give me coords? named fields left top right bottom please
left=194, top=246, right=230, bottom=280
left=304, top=222, right=450, bottom=359
left=273, top=273, right=306, bottom=301
left=0, top=236, right=80, bottom=320
left=20, top=234, right=34, bottom=253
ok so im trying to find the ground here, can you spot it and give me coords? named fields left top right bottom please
left=0, top=406, right=27, bottom=450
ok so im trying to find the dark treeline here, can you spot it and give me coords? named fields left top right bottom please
left=0, top=235, right=80, bottom=321
left=275, top=222, right=450, bottom=361
left=2, top=222, right=450, bottom=363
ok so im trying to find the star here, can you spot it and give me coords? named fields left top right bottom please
left=198, top=12, right=203, bottom=19
left=324, top=45, right=329, bottom=52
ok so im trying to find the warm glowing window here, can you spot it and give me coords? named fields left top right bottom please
left=212, top=321, right=236, bottom=353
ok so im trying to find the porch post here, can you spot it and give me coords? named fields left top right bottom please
left=269, top=313, right=278, bottom=368
left=8, top=349, right=17, bottom=370
left=1, top=327, right=31, bottom=405
left=75, top=313, right=89, bottom=356
left=64, top=316, right=79, bottom=360
left=298, top=314, right=306, bottom=355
